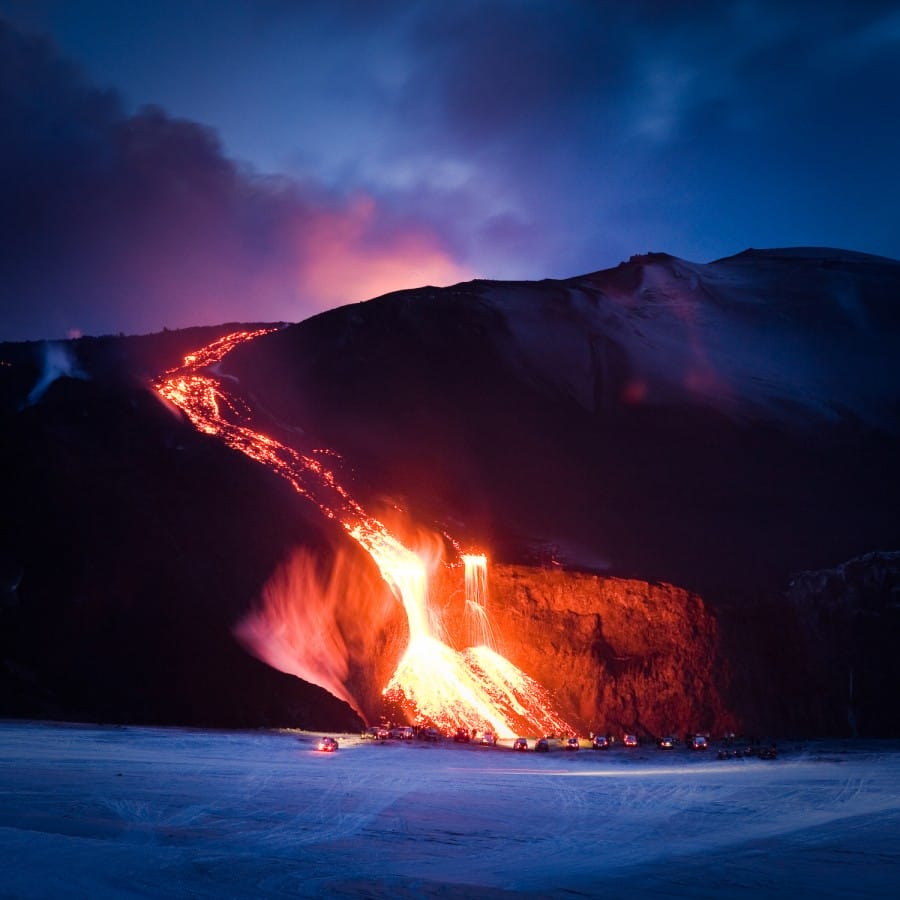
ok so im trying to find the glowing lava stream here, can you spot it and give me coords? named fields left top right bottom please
left=154, top=329, right=571, bottom=738
left=463, top=553, right=495, bottom=649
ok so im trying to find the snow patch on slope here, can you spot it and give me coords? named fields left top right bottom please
left=481, top=250, right=900, bottom=431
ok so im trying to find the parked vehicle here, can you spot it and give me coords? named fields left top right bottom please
left=690, top=734, right=709, bottom=751
left=657, top=735, right=676, bottom=750
left=718, top=745, right=755, bottom=759
left=317, top=737, right=339, bottom=752
left=513, top=737, right=528, bottom=751
left=534, top=738, right=550, bottom=753
left=565, top=736, right=580, bottom=751
left=389, top=726, right=415, bottom=740
left=363, top=726, right=389, bottom=740
left=623, top=734, right=639, bottom=748
left=592, top=734, right=610, bottom=750
left=420, top=727, right=441, bottom=742
left=479, top=731, right=497, bottom=746
left=453, top=728, right=471, bottom=743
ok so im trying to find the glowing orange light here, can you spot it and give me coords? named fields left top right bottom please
left=463, top=553, right=494, bottom=649
left=154, top=329, right=571, bottom=737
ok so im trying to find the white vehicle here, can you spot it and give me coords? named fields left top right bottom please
left=389, top=726, right=415, bottom=740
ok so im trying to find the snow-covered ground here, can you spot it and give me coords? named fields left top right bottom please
left=2, top=721, right=899, bottom=898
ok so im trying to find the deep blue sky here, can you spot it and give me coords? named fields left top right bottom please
left=2, top=0, right=899, bottom=340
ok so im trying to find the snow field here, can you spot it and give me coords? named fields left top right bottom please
left=1, top=722, right=899, bottom=898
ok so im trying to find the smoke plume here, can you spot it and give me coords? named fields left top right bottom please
left=234, top=542, right=402, bottom=722
left=0, top=19, right=469, bottom=342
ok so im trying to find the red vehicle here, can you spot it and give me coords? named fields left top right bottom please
left=317, top=737, right=339, bottom=752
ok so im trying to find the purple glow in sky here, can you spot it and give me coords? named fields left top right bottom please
left=1, top=0, right=899, bottom=340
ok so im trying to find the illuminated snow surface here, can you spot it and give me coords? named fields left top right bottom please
left=2, top=722, right=899, bottom=898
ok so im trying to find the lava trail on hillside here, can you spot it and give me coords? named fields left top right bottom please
left=154, top=329, right=572, bottom=737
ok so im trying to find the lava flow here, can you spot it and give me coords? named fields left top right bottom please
left=463, top=553, right=494, bottom=649
left=154, top=329, right=571, bottom=737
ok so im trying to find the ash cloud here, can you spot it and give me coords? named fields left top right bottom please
left=0, top=19, right=469, bottom=342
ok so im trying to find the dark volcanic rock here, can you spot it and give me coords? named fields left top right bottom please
left=784, top=552, right=900, bottom=737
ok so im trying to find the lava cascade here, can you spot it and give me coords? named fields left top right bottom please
left=154, top=330, right=571, bottom=737
left=463, top=554, right=494, bottom=649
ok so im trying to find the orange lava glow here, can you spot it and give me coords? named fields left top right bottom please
left=383, top=639, right=571, bottom=738
left=463, top=553, right=494, bottom=649
left=154, top=330, right=571, bottom=737
left=298, top=193, right=472, bottom=306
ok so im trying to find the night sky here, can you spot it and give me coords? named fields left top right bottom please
left=2, top=0, right=899, bottom=341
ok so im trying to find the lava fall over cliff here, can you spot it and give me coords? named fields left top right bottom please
left=154, top=329, right=571, bottom=737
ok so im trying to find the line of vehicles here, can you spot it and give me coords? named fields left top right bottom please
left=352, top=725, right=774, bottom=755
left=362, top=724, right=442, bottom=742
left=510, top=733, right=709, bottom=752
left=312, top=725, right=778, bottom=758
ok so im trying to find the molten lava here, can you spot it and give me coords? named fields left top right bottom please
left=463, top=553, right=494, bottom=649
left=154, top=329, right=571, bottom=737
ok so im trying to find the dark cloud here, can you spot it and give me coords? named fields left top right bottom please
left=0, top=18, right=470, bottom=341
left=292, top=0, right=894, bottom=278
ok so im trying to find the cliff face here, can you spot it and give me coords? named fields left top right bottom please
left=425, top=553, right=900, bottom=739
left=430, top=563, right=734, bottom=737
left=783, top=552, right=900, bottom=737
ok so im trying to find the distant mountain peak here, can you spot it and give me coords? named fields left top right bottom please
left=714, top=246, right=900, bottom=265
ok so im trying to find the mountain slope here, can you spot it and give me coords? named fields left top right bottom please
left=226, top=247, right=900, bottom=598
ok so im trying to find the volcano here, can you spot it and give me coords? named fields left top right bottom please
left=2, top=247, right=899, bottom=737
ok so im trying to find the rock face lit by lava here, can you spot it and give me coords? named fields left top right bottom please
left=431, top=562, right=734, bottom=737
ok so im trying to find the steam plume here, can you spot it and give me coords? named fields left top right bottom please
left=25, top=342, right=87, bottom=406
